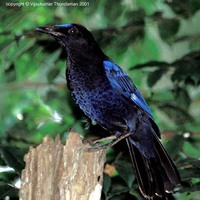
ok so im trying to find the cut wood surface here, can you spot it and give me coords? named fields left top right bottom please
left=20, top=130, right=106, bottom=200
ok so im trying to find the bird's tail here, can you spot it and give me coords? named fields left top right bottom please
left=126, top=123, right=180, bottom=199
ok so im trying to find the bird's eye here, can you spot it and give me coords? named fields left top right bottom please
left=68, top=27, right=78, bottom=37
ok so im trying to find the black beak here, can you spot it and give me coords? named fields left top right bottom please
left=36, top=26, right=63, bottom=37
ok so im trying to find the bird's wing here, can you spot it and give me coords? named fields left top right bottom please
left=103, top=60, right=153, bottom=118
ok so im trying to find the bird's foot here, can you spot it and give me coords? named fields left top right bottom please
left=83, top=135, right=117, bottom=151
left=86, top=132, right=131, bottom=152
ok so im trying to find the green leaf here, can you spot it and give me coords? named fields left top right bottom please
left=164, top=134, right=184, bottom=160
left=147, top=68, right=165, bottom=87
left=185, top=191, right=200, bottom=199
left=165, top=0, right=200, bottom=18
left=114, top=160, right=135, bottom=188
left=0, top=172, right=16, bottom=182
left=181, top=183, right=200, bottom=193
left=174, top=87, right=191, bottom=109
left=0, top=184, right=19, bottom=199
left=0, top=147, right=25, bottom=174
left=131, top=61, right=170, bottom=70
left=190, top=160, right=200, bottom=169
left=183, top=141, right=200, bottom=158
left=179, top=168, right=200, bottom=180
left=159, top=103, right=194, bottom=125
left=171, top=51, right=200, bottom=85
left=158, top=18, right=180, bottom=41
left=108, top=177, right=130, bottom=198
left=103, top=173, right=111, bottom=197
left=47, top=68, right=60, bottom=83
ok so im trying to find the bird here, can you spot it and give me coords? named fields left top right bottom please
left=36, top=23, right=180, bottom=199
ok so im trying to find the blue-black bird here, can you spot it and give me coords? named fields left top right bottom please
left=36, top=23, right=180, bottom=199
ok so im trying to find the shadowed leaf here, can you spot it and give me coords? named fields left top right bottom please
left=0, top=147, right=25, bottom=174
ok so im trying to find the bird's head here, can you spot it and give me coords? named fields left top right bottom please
left=36, top=23, right=105, bottom=58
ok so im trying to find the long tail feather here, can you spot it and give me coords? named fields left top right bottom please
left=126, top=125, right=180, bottom=199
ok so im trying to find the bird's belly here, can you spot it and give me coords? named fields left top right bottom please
left=70, top=82, right=136, bottom=132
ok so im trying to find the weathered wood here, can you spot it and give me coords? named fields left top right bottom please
left=20, top=130, right=106, bottom=200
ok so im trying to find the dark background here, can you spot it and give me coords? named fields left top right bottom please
left=0, top=0, right=200, bottom=199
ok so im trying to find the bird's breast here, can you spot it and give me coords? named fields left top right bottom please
left=66, top=63, right=138, bottom=134
left=67, top=65, right=123, bottom=115
left=66, top=63, right=110, bottom=92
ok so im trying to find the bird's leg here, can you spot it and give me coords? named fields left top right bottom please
left=83, top=135, right=117, bottom=146
left=91, top=135, right=118, bottom=144
left=87, top=132, right=131, bottom=151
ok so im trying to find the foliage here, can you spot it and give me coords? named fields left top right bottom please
left=0, top=0, right=200, bottom=199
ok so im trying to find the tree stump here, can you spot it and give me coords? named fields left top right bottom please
left=19, top=130, right=106, bottom=200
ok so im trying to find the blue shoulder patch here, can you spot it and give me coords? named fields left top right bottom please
left=55, top=23, right=73, bottom=28
left=103, top=60, right=154, bottom=118
left=103, top=60, right=122, bottom=72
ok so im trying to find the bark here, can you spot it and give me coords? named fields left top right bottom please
left=19, top=130, right=106, bottom=200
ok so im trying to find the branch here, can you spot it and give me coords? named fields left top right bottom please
left=19, top=130, right=106, bottom=200
left=0, top=81, right=66, bottom=92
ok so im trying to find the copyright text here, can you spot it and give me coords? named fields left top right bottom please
left=5, top=2, right=90, bottom=7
